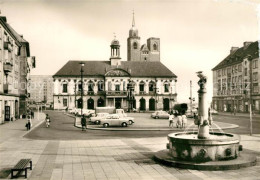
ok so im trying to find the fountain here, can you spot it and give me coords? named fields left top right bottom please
left=154, top=72, right=257, bottom=170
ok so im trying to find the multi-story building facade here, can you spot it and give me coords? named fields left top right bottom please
left=53, top=17, right=177, bottom=111
left=29, top=75, right=53, bottom=104
left=0, top=16, right=35, bottom=123
left=212, top=41, right=259, bottom=113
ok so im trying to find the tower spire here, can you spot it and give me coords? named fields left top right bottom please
left=132, top=10, right=135, bottom=27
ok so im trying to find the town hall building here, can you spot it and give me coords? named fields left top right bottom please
left=53, top=14, right=177, bottom=112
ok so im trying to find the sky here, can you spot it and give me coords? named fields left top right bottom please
left=0, top=0, right=259, bottom=103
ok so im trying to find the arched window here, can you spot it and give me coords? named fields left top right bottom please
left=153, top=43, right=157, bottom=51
left=133, top=42, right=138, bottom=49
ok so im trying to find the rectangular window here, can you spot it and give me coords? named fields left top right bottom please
left=149, top=84, right=154, bottom=92
left=164, top=84, right=169, bottom=92
left=238, top=64, right=242, bottom=72
left=244, top=68, right=247, bottom=76
left=252, top=60, right=258, bottom=69
left=253, top=72, right=258, bottom=81
left=63, top=84, right=68, bottom=93
left=98, top=82, right=103, bottom=91
left=253, top=83, right=258, bottom=93
left=63, top=99, right=67, bottom=107
left=139, top=84, right=144, bottom=92
left=227, top=68, right=231, bottom=75
left=115, top=84, right=120, bottom=91
left=78, top=84, right=82, bottom=91
left=88, top=83, right=93, bottom=92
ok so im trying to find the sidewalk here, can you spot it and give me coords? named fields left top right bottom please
left=0, top=112, right=259, bottom=180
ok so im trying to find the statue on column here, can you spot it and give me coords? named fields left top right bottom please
left=194, top=71, right=213, bottom=139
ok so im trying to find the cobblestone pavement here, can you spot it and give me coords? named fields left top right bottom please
left=0, top=112, right=260, bottom=180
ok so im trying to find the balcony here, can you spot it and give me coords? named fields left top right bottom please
left=87, top=91, right=95, bottom=95
left=3, top=62, right=13, bottom=75
left=139, top=91, right=146, bottom=95
left=106, top=91, right=127, bottom=97
left=3, top=84, right=8, bottom=93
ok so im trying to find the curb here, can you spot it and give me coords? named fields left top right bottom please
left=23, top=114, right=46, bottom=137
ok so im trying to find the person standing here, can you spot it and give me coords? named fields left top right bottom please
left=168, top=113, right=174, bottom=128
left=26, top=115, right=31, bottom=130
left=45, top=114, right=50, bottom=128
left=176, top=113, right=182, bottom=128
left=81, top=115, right=86, bottom=131
left=234, top=106, right=237, bottom=116
left=181, top=113, right=187, bottom=129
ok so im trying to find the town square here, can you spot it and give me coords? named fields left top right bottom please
left=0, top=0, right=260, bottom=179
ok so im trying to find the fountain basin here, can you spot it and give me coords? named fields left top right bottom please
left=167, top=132, right=241, bottom=162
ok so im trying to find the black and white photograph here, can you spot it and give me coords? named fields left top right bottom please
left=0, top=0, right=260, bottom=179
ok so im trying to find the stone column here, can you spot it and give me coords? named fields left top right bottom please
left=195, top=72, right=210, bottom=139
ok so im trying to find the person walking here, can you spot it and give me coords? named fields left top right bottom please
left=26, top=115, right=31, bottom=130
left=181, top=112, right=187, bottom=129
left=45, top=114, right=51, bottom=128
left=168, top=113, right=174, bottom=128
left=81, top=115, right=86, bottom=131
left=31, top=111, right=34, bottom=119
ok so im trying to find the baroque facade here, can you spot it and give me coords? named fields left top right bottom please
left=0, top=16, right=35, bottom=123
left=53, top=17, right=177, bottom=111
left=212, top=41, right=259, bottom=113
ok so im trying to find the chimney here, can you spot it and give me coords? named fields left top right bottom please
left=243, top=41, right=253, bottom=49
left=230, top=47, right=239, bottom=54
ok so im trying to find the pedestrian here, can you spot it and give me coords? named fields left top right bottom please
left=176, top=113, right=182, bottom=128
left=234, top=106, right=237, bottom=116
left=31, top=111, right=34, bottom=119
left=168, top=113, right=174, bottom=128
left=81, top=115, right=86, bottom=131
left=181, top=112, right=187, bottom=129
left=45, top=114, right=51, bottom=128
left=26, top=115, right=31, bottom=131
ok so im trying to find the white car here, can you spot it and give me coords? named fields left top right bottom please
left=151, top=111, right=170, bottom=119
left=116, top=109, right=135, bottom=125
left=101, top=114, right=130, bottom=128
left=89, top=113, right=109, bottom=124
left=76, top=109, right=95, bottom=117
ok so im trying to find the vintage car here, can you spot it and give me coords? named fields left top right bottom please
left=151, top=111, right=170, bottom=119
left=211, top=109, right=219, bottom=115
left=76, top=109, right=95, bottom=117
left=116, top=109, right=135, bottom=125
left=89, top=113, right=109, bottom=124
left=100, top=114, right=130, bottom=128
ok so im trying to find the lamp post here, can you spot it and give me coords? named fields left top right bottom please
left=80, top=62, right=85, bottom=117
left=127, top=80, right=135, bottom=112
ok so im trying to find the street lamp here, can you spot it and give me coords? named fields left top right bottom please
left=127, top=80, right=135, bottom=112
left=80, top=62, right=85, bottom=118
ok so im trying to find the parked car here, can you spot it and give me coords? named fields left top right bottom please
left=211, top=109, right=218, bottom=115
left=186, top=108, right=198, bottom=118
left=116, top=109, right=135, bottom=125
left=151, top=111, right=170, bottom=119
left=89, top=113, right=109, bottom=124
left=76, top=109, right=95, bottom=117
left=100, top=114, right=130, bottom=128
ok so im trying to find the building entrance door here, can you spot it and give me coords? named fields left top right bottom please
left=115, top=98, right=121, bottom=109
left=87, top=98, right=94, bottom=110
left=163, top=98, right=170, bottom=111
left=5, top=106, right=10, bottom=121
left=149, top=98, right=155, bottom=111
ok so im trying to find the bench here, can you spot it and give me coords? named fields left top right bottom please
left=11, top=159, right=32, bottom=179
